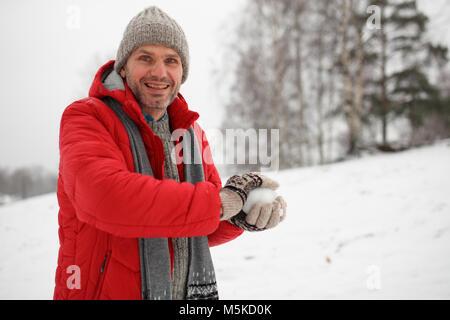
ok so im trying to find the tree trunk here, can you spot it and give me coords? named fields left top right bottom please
left=353, top=6, right=365, bottom=151
left=294, top=2, right=306, bottom=167
left=326, top=65, right=336, bottom=163
left=380, top=5, right=389, bottom=146
left=341, top=0, right=357, bottom=154
left=316, top=22, right=325, bottom=164
left=269, top=0, right=290, bottom=168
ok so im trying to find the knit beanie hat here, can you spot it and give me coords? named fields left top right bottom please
left=115, top=6, right=189, bottom=83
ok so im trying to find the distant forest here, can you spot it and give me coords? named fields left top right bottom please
left=0, top=166, right=57, bottom=202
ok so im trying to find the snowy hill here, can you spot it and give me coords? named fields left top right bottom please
left=1, top=140, right=449, bottom=299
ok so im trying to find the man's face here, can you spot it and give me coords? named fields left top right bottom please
left=120, top=44, right=183, bottom=116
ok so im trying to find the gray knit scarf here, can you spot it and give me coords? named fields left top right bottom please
left=101, top=85, right=218, bottom=300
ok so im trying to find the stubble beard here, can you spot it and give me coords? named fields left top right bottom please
left=125, top=69, right=180, bottom=113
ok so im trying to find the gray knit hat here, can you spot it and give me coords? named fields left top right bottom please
left=115, top=6, right=189, bottom=83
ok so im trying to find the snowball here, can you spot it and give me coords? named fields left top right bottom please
left=242, top=188, right=278, bottom=214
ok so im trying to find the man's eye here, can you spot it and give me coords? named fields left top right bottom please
left=167, top=58, right=178, bottom=64
left=140, top=56, right=150, bottom=62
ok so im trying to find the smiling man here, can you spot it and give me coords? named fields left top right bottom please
left=53, top=6, right=287, bottom=300
left=119, top=44, right=182, bottom=121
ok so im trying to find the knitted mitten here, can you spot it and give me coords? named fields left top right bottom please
left=230, top=195, right=287, bottom=232
left=219, top=188, right=243, bottom=221
left=222, top=172, right=279, bottom=204
left=220, top=172, right=280, bottom=221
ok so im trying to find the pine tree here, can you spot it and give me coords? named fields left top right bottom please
left=368, top=0, right=447, bottom=147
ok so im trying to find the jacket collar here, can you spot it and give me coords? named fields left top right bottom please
left=89, top=60, right=199, bottom=133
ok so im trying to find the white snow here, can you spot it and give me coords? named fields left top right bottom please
left=242, top=188, right=278, bottom=214
left=0, top=193, right=59, bottom=299
left=1, top=139, right=449, bottom=299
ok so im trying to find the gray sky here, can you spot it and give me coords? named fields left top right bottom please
left=0, top=0, right=448, bottom=173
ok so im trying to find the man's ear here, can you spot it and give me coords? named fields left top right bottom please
left=119, top=67, right=126, bottom=78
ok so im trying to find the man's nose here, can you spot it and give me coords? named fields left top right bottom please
left=150, top=60, right=167, bottom=79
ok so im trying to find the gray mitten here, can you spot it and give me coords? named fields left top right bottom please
left=222, top=172, right=279, bottom=204
left=230, top=196, right=287, bottom=232
left=219, top=172, right=280, bottom=221
left=219, top=188, right=243, bottom=221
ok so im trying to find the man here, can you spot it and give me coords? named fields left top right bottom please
left=54, top=6, right=286, bottom=300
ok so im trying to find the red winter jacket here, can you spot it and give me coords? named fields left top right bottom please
left=53, top=60, right=243, bottom=300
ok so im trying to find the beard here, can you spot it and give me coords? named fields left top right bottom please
left=124, top=69, right=181, bottom=113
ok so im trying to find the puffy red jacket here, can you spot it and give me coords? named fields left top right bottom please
left=53, top=60, right=243, bottom=300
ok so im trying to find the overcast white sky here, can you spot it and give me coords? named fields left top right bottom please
left=0, top=0, right=449, bottom=173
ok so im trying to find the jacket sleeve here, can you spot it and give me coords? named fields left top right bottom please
left=59, top=101, right=221, bottom=238
left=195, top=124, right=244, bottom=247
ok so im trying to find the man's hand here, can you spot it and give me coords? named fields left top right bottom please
left=219, top=172, right=280, bottom=221
left=219, top=188, right=243, bottom=221
left=223, top=172, right=280, bottom=204
left=245, top=195, right=287, bottom=229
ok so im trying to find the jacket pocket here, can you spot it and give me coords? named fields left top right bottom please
left=94, top=249, right=112, bottom=299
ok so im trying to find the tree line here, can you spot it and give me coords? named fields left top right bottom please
left=0, top=166, right=57, bottom=203
left=220, top=0, right=449, bottom=171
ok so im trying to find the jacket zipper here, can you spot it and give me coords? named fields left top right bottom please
left=100, top=252, right=110, bottom=274
left=94, top=250, right=111, bottom=299
left=94, top=236, right=112, bottom=299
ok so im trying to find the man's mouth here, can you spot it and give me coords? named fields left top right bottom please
left=144, top=82, right=170, bottom=90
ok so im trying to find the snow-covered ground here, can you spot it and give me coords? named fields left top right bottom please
left=1, top=140, right=449, bottom=299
